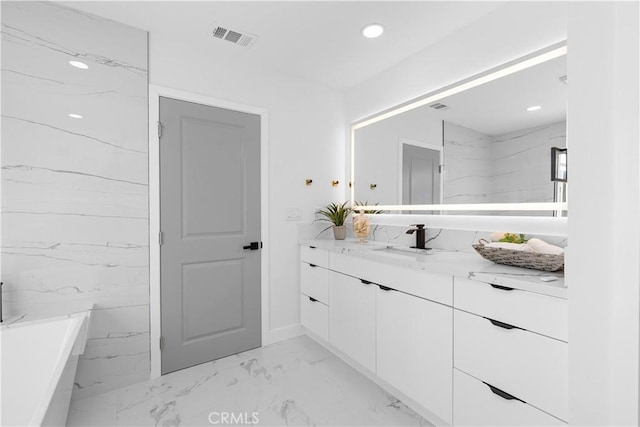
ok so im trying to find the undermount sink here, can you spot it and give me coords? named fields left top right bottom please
left=334, top=240, right=391, bottom=251
left=372, top=246, right=431, bottom=261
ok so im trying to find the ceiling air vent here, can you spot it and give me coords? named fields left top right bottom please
left=212, top=25, right=258, bottom=48
left=429, top=102, right=449, bottom=111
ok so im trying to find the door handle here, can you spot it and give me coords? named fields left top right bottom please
left=243, top=241, right=262, bottom=251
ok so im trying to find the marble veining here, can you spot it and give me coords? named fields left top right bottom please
left=67, top=336, right=432, bottom=427
left=1, top=2, right=149, bottom=399
left=443, top=120, right=566, bottom=208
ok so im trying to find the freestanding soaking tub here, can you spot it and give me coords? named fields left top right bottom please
left=0, top=309, right=91, bottom=426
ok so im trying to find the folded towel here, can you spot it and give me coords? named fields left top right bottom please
left=485, top=241, right=533, bottom=252
left=490, top=232, right=507, bottom=242
left=526, top=238, right=564, bottom=255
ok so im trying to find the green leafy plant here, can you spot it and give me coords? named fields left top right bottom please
left=499, top=233, right=527, bottom=244
left=353, top=201, right=385, bottom=215
left=316, top=202, right=352, bottom=226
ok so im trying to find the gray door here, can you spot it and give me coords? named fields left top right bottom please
left=402, top=143, right=441, bottom=205
left=159, top=97, right=261, bottom=375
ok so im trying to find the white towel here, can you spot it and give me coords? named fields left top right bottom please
left=485, top=242, right=533, bottom=252
left=490, top=232, right=507, bottom=242
left=526, top=238, right=564, bottom=255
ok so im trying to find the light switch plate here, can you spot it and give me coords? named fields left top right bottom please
left=285, top=207, right=302, bottom=221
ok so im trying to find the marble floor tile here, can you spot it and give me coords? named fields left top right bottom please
left=68, top=335, right=432, bottom=427
left=67, top=390, right=117, bottom=426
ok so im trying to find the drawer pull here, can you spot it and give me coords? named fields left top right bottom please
left=360, top=279, right=373, bottom=285
left=308, top=296, right=318, bottom=303
left=485, top=317, right=521, bottom=330
left=308, top=263, right=317, bottom=268
left=484, top=382, right=526, bottom=403
left=490, top=284, right=515, bottom=291
left=309, top=246, right=317, bottom=249
left=378, top=285, right=393, bottom=292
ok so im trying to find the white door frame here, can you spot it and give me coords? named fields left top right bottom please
left=148, top=85, right=270, bottom=378
left=397, top=138, right=444, bottom=205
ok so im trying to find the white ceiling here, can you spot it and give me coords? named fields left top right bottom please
left=65, top=1, right=504, bottom=91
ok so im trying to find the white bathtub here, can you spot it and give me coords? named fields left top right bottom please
left=0, top=310, right=91, bottom=426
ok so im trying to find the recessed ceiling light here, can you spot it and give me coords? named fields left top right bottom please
left=69, top=60, right=88, bottom=69
left=69, top=113, right=83, bottom=119
left=362, top=24, right=384, bottom=39
left=526, top=105, right=542, bottom=112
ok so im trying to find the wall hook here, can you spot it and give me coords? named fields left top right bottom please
left=305, top=179, right=313, bottom=186
left=370, top=184, right=377, bottom=190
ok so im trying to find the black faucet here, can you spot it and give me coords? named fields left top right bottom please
left=406, top=224, right=428, bottom=250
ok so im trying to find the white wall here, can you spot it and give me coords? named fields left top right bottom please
left=567, top=2, right=639, bottom=425
left=146, top=31, right=346, bottom=339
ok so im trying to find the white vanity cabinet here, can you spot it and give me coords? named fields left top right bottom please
left=298, top=243, right=567, bottom=427
left=328, top=270, right=377, bottom=372
left=299, top=245, right=330, bottom=341
left=376, top=285, right=453, bottom=424
left=453, top=369, right=565, bottom=426
left=453, top=277, right=568, bottom=425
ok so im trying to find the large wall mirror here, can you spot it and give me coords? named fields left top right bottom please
left=351, top=43, right=568, bottom=216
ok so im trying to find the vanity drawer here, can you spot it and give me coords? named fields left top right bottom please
left=454, top=277, right=567, bottom=341
left=300, top=245, right=329, bottom=268
left=300, top=294, right=328, bottom=341
left=300, top=262, right=329, bottom=304
left=454, top=309, right=568, bottom=421
left=330, top=252, right=452, bottom=306
left=453, top=369, right=565, bottom=426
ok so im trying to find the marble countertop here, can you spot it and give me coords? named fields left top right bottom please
left=300, top=239, right=567, bottom=299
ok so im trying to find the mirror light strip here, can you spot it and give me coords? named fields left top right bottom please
left=352, top=42, right=567, bottom=131
left=352, top=202, right=567, bottom=212
left=350, top=127, right=356, bottom=204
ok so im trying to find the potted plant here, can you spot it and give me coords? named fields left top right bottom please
left=352, top=201, right=385, bottom=243
left=317, top=202, right=352, bottom=240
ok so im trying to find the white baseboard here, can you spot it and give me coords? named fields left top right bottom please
left=266, top=323, right=305, bottom=345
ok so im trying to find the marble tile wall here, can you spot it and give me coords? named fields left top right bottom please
left=442, top=120, right=566, bottom=216
left=490, top=120, right=567, bottom=204
left=443, top=122, right=492, bottom=205
left=1, top=2, right=149, bottom=399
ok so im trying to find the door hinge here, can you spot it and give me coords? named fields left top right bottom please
left=438, top=165, right=444, bottom=174
left=158, top=231, right=164, bottom=246
left=159, top=336, right=165, bottom=351
left=157, top=121, right=164, bottom=139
